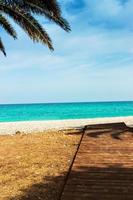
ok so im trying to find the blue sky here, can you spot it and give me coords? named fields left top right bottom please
left=0, top=0, right=133, bottom=104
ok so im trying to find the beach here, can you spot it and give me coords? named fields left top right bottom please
left=0, top=116, right=133, bottom=135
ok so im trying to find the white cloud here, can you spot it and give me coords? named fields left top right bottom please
left=86, top=0, right=122, bottom=17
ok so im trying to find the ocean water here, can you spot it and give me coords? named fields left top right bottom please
left=0, top=101, right=133, bottom=122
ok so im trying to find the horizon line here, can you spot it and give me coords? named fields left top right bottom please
left=0, top=100, right=133, bottom=106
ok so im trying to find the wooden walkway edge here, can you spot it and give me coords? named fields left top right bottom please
left=60, top=123, right=133, bottom=200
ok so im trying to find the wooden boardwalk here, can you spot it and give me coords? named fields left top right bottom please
left=61, top=123, right=133, bottom=200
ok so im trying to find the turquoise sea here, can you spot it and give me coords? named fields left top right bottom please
left=0, top=101, right=133, bottom=122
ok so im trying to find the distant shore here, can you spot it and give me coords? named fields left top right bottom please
left=0, top=116, right=133, bottom=135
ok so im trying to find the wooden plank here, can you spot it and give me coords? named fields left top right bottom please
left=61, top=123, right=133, bottom=200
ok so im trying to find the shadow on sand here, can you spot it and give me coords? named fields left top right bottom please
left=67, top=122, right=133, bottom=140
left=9, top=164, right=133, bottom=200
left=9, top=123, right=133, bottom=200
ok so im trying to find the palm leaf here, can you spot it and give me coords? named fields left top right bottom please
left=4, top=0, right=71, bottom=31
left=0, top=37, right=6, bottom=56
left=0, top=2, right=54, bottom=50
left=0, top=13, right=17, bottom=38
left=23, top=1, right=71, bottom=32
left=0, top=0, right=70, bottom=56
left=4, top=0, right=62, bottom=16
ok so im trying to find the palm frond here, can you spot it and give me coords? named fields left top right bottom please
left=3, top=0, right=71, bottom=31
left=0, top=2, right=54, bottom=50
left=4, top=0, right=62, bottom=16
left=0, top=37, right=6, bottom=56
left=23, top=1, right=71, bottom=32
left=0, top=0, right=70, bottom=56
left=0, top=13, right=17, bottom=39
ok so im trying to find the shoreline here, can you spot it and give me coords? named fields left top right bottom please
left=0, top=116, right=133, bottom=135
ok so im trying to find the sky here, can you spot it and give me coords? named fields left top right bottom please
left=0, top=0, right=133, bottom=104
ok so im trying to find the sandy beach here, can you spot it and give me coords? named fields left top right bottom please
left=0, top=116, right=133, bottom=135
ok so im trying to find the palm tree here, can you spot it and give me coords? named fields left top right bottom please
left=0, top=0, right=70, bottom=56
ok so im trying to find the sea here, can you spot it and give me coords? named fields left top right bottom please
left=0, top=101, right=133, bottom=122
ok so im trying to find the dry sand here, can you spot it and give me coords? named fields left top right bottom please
left=0, top=116, right=133, bottom=135
left=0, top=130, right=81, bottom=200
